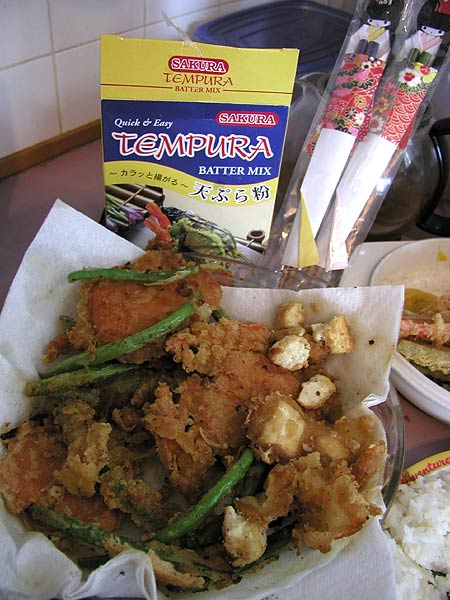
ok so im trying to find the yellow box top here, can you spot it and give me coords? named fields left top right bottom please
left=100, top=35, right=299, bottom=105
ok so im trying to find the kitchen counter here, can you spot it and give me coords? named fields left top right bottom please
left=0, top=140, right=105, bottom=309
left=1, top=140, right=449, bottom=469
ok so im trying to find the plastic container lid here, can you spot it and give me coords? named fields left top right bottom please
left=194, top=0, right=352, bottom=78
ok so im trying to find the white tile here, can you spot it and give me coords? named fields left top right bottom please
left=55, top=42, right=101, bottom=132
left=0, top=57, right=60, bottom=158
left=0, top=0, right=51, bottom=68
left=146, top=8, right=219, bottom=40
left=49, top=0, right=145, bottom=52
left=145, top=20, right=183, bottom=41
left=146, top=0, right=219, bottom=24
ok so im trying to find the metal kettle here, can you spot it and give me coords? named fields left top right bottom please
left=416, top=118, right=450, bottom=236
left=369, top=116, right=450, bottom=239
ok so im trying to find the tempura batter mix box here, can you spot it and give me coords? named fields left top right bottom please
left=100, top=35, right=298, bottom=254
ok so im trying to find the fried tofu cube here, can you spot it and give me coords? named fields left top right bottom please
left=275, top=302, right=306, bottom=329
left=222, top=506, right=267, bottom=567
left=269, top=334, right=310, bottom=371
left=313, top=431, right=350, bottom=462
left=297, top=374, right=336, bottom=409
left=310, top=315, right=354, bottom=354
left=246, top=393, right=305, bottom=463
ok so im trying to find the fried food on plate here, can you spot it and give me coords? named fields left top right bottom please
left=399, top=292, right=450, bottom=388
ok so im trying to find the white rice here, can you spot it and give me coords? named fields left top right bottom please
left=384, top=471, right=450, bottom=599
left=379, top=264, right=450, bottom=297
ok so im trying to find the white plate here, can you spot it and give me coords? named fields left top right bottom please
left=340, top=238, right=450, bottom=424
left=369, top=238, right=450, bottom=296
left=341, top=239, right=450, bottom=424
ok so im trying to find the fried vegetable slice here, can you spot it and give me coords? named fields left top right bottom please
left=398, top=339, right=450, bottom=375
left=41, top=300, right=196, bottom=378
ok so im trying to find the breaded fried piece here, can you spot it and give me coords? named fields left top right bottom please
left=293, top=455, right=381, bottom=553
left=130, top=250, right=186, bottom=272
left=333, top=414, right=380, bottom=459
left=144, top=347, right=301, bottom=497
left=89, top=280, right=190, bottom=344
left=66, top=250, right=222, bottom=362
left=236, top=461, right=298, bottom=527
left=236, top=450, right=381, bottom=555
left=0, top=421, right=66, bottom=513
left=100, top=466, right=173, bottom=533
left=299, top=465, right=381, bottom=553
left=175, top=375, right=248, bottom=451
left=54, top=400, right=111, bottom=497
left=418, top=294, right=450, bottom=322
left=237, top=453, right=381, bottom=554
left=246, top=393, right=306, bottom=463
left=0, top=421, right=119, bottom=531
left=351, top=440, right=386, bottom=488
left=107, top=425, right=150, bottom=476
left=142, top=383, right=216, bottom=499
left=146, top=549, right=206, bottom=591
left=222, top=506, right=267, bottom=567
left=55, top=421, right=111, bottom=497
left=398, top=339, right=450, bottom=374
left=220, top=351, right=302, bottom=401
left=165, top=318, right=271, bottom=375
left=53, top=490, right=120, bottom=532
left=245, top=392, right=353, bottom=465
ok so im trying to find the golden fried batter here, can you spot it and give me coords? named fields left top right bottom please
left=54, top=400, right=111, bottom=497
left=144, top=346, right=301, bottom=497
left=67, top=251, right=222, bottom=362
left=53, top=490, right=120, bottom=532
left=142, top=382, right=216, bottom=499
left=236, top=461, right=298, bottom=527
left=0, top=421, right=66, bottom=513
left=166, top=318, right=271, bottom=375
left=236, top=450, right=382, bottom=555
left=100, top=466, right=173, bottom=533
left=0, top=421, right=119, bottom=531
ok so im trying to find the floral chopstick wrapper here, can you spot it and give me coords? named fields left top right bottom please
left=281, top=0, right=402, bottom=269
left=325, top=0, right=450, bottom=271
left=308, top=52, right=385, bottom=150
left=371, top=61, right=437, bottom=148
left=270, top=0, right=450, bottom=273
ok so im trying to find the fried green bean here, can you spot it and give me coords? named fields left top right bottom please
left=155, top=448, right=254, bottom=544
left=27, top=504, right=230, bottom=587
left=67, top=265, right=198, bottom=284
left=25, top=364, right=139, bottom=396
left=189, top=460, right=268, bottom=548
left=41, top=300, right=195, bottom=378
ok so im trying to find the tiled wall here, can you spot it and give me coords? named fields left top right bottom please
left=0, top=0, right=384, bottom=160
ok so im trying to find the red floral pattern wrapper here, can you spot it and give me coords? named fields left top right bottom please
left=307, top=53, right=385, bottom=153
left=371, top=62, right=437, bottom=148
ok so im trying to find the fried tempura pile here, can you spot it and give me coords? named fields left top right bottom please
left=0, top=250, right=387, bottom=590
